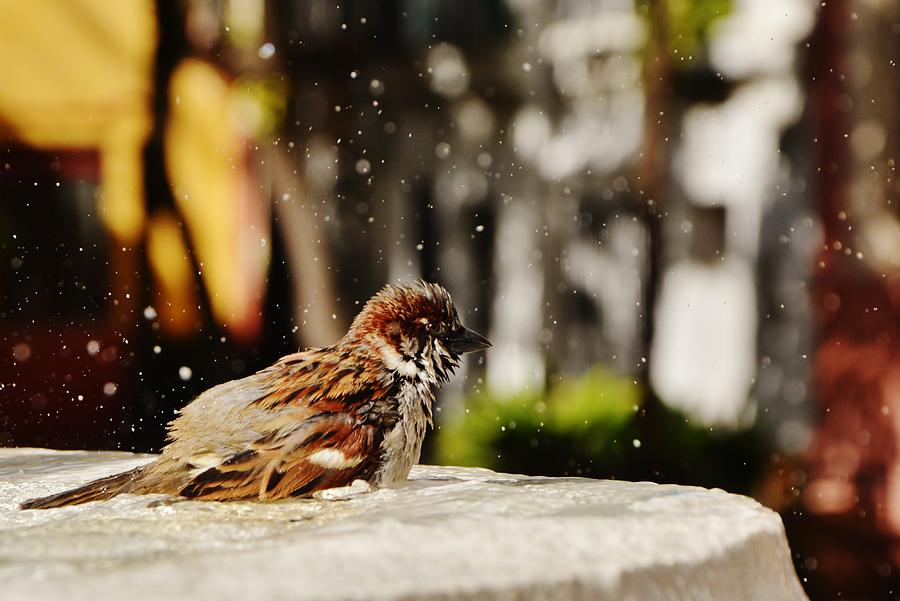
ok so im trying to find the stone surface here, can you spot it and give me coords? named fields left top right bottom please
left=0, top=448, right=807, bottom=601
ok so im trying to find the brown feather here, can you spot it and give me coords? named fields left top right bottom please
left=177, top=401, right=382, bottom=501
left=20, top=467, right=145, bottom=509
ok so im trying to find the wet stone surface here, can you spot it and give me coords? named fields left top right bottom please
left=0, top=448, right=807, bottom=601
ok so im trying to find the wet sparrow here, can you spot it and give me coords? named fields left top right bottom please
left=22, top=281, right=489, bottom=509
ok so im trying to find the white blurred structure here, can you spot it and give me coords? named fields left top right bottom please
left=488, top=196, right=546, bottom=393
left=650, top=256, right=757, bottom=427
left=489, top=0, right=649, bottom=395
left=652, top=0, right=816, bottom=429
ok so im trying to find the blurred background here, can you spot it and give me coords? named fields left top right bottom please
left=0, top=0, right=898, bottom=598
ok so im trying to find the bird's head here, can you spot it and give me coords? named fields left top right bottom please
left=345, top=281, right=490, bottom=381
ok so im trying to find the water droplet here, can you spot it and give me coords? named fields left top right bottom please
left=12, top=343, right=31, bottom=362
left=258, top=42, right=275, bottom=59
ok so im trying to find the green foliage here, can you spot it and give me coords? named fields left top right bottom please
left=672, top=0, right=730, bottom=61
left=638, top=0, right=731, bottom=64
left=435, top=364, right=766, bottom=494
left=436, top=366, right=640, bottom=474
left=234, top=74, right=288, bottom=138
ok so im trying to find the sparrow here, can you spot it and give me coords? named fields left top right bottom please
left=21, top=281, right=490, bottom=509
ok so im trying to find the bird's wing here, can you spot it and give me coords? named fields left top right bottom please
left=251, top=348, right=393, bottom=410
left=173, top=350, right=397, bottom=501
left=178, top=408, right=380, bottom=501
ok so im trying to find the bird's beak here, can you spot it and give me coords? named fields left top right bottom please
left=446, top=327, right=491, bottom=354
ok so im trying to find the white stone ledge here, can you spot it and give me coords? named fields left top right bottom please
left=0, top=448, right=807, bottom=601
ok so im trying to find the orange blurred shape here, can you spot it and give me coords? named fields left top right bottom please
left=0, top=0, right=155, bottom=243
left=164, top=59, right=269, bottom=341
left=881, top=366, right=900, bottom=533
left=147, top=211, right=200, bottom=337
left=803, top=477, right=858, bottom=515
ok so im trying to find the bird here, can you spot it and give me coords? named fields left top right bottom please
left=21, top=281, right=490, bottom=509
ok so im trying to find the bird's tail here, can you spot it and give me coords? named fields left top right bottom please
left=20, top=466, right=145, bottom=510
